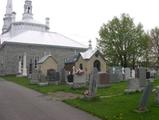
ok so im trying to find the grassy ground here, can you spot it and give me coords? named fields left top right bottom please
left=1, top=75, right=159, bottom=120
left=65, top=80, right=159, bottom=120
left=1, top=75, right=86, bottom=94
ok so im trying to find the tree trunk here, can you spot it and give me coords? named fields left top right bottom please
left=124, top=54, right=127, bottom=67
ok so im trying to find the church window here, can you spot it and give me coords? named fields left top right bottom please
left=21, top=56, right=23, bottom=68
left=29, top=59, right=32, bottom=74
left=19, top=56, right=21, bottom=61
left=79, top=63, right=83, bottom=70
left=95, top=53, right=99, bottom=58
left=34, top=58, right=37, bottom=68
left=27, top=7, right=30, bottom=13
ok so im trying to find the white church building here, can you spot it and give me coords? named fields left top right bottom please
left=0, top=0, right=88, bottom=79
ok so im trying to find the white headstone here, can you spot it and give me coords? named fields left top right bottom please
left=125, top=68, right=131, bottom=80
left=18, top=60, right=22, bottom=74
left=22, top=52, right=27, bottom=76
left=131, top=69, right=135, bottom=78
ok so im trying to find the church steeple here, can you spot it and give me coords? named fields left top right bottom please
left=6, top=0, right=13, bottom=14
left=2, top=0, right=13, bottom=33
left=22, top=0, right=33, bottom=20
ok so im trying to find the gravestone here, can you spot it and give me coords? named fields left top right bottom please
left=30, top=69, right=39, bottom=84
left=131, top=69, right=135, bottom=78
left=61, top=68, right=66, bottom=83
left=97, top=72, right=111, bottom=87
left=108, top=67, right=118, bottom=83
left=156, top=86, right=159, bottom=106
left=116, top=67, right=123, bottom=81
left=125, top=68, right=131, bottom=80
left=135, top=68, right=139, bottom=78
left=139, top=67, right=146, bottom=88
left=147, top=69, right=156, bottom=79
left=138, top=80, right=152, bottom=112
left=125, top=78, right=141, bottom=93
left=88, top=68, right=98, bottom=97
left=38, top=71, right=48, bottom=86
left=73, top=74, right=87, bottom=88
left=47, top=69, right=60, bottom=84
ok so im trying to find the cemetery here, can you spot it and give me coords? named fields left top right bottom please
left=1, top=48, right=159, bottom=120
left=2, top=65, right=159, bottom=120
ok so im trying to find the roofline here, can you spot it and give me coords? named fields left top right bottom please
left=47, top=32, right=87, bottom=48
left=1, top=41, right=88, bottom=50
left=38, top=55, right=58, bottom=64
left=81, top=50, right=107, bottom=61
left=12, top=21, right=48, bottom=28
left=64, top=53, right=81, bottom=64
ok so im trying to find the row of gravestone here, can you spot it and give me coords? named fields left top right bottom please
left=65, top=70, right=111, bottom=89
left=30, top=69, right=60, bottom=86
left=124, top=67, right=147, bottom=93
left=137, top=81, right=159, bottom=112
left=85, top=68, right=159, bottom=109
left=108, top=67, right=157, bottom=83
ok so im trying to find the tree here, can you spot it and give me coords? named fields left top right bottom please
left=97, top=13, right=148, bottom=68
left=149, top=27, right=159, bottom=67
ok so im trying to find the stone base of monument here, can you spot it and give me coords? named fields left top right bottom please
left=72, top=83, right=87, bottom=89
left=16, top=73, right=23, bottom=77
left=124, top=78, right=144, bottom=93
left=38, top=82, right=48, bottom=86
left=48, top=81, right=59, bottom=85
left=124, top=88, right=143, bottom=93
left=134, top=107, right=149, bottom=113
left=30, top=80, right=39, bottom=84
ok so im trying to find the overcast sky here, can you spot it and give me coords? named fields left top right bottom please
left=0, top=0, right=159, bottom=47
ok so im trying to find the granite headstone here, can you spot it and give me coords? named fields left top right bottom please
left=138, top=80, right=152, bottom=111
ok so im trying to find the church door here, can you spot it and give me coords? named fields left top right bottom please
left=93, top=60, right=101, bottom=72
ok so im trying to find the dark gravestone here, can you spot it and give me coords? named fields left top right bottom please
left=138, top=80, right=152, bottom=112
left=135, top=68, right=139, bottom=78
left=146, top=72, right=150, bottom=79
left=47, top=69, right=60, bottom=82
left=60, top=68, right=66, bottom=83
left=67, top=74, right=74, bottom=82
left=97, top=72, right=111, bottom=87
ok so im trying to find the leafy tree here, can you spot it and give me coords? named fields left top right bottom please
left=97, top=13, right=148, bottom=68
left=149, top=27, right=159, bottom=67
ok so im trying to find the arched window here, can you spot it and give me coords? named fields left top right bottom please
left=93, top=60, right=101, bottom=71
left=27, top=7, right=30, bottom=13
left=34, top=58, right=37, bottom=68
left=29, top=59, right=32, bottom=74
left=79, top=63, right=83, bottom=70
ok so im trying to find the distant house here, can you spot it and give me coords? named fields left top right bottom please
left=38, top=55, right=57, bottom=76
left=64, top=49, right=107, bottom=74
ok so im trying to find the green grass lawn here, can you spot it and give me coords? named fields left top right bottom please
left=1, top=75, right=159, bottom=120
left=1, top=75, right=86, bottom=94
left=64, top=80, right=159, bottom=120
